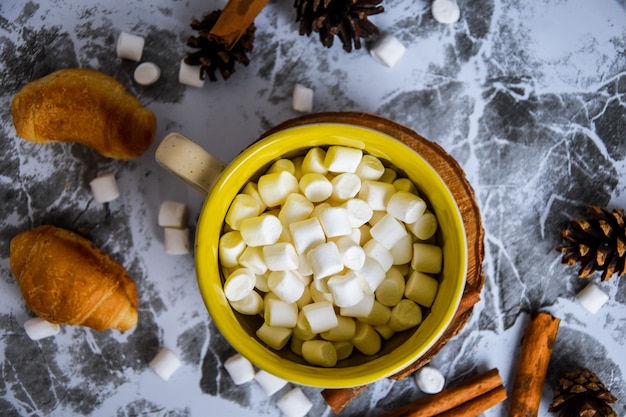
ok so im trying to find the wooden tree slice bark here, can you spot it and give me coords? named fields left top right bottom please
left=261, top=112, right=485, bottom=413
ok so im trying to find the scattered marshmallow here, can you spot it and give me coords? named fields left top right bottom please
left=255, top=370, right=288, bottom=396
left=318, top=206, right=352, bottom=238
left=358, top=181, right=396, bottom=211
left=307, top=242, right=344, bottom=280
left=363, top=240, right=394, bottom=272
left=387, top=191, right=427, bottom=224
left=134, top=62, right=161, bottom=85
left=224, top=353, right=256, bottom=385
left=164, top=227, right=190, bottom=255
left=158, top=200, right=189, bottom=228
left=576, top=282, right=609, bottom=314
left=301, top=301, right=338, bottom=333
left=431, top=0, right=461, bottom=24
left=268, top=270, right=306, bottom=304
left=415, top=366, right=446, bottom=394
left=370, top=33, right=406, bottom=68
left=276, top=387, right=313, bottom=417
left=292, top=84, right=314, bottom=113
left=89, top=173, right=120, bottom=203
left=24, top=317, right=60, bottom=341
left=116, top=31, right=144, bottom=61
left=263, top=242, right=299, bottom=271
left=335, top=236, right=366, bottom=270
left=328, top=272, right=366, bottom=308
left=369, top=213, right=409, bottom=250
left=178, top=59, right=205, bottom=88
left=357, top=256, right=387, bottom=295
left=258, top=171, right=300, bottom=207
left=355, top=154, right=385, bottom=180
left=240, top=214, right=282, bottom=247
left=299, top=173, right=333, bottom=202
left=150, top=348, right=182, bottom=381
left=239, top=246, right=268, bottom=275
left=324, top=146, right=363, bottom=174
left=279, top=193, right=315, bottom=225
left=265, top=298, right=298, bottom=328
left=330, top=173, right=362, bottom=202
left=342, top=198, right=374, bottom=228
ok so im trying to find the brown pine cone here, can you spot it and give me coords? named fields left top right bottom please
left=549, top=368, right=618, bottom=417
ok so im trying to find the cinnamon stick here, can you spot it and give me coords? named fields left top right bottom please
left=434, top=385, right=507, bottom=417
left=509, top=311, right=560, bottom=417
left=321, top=385, right=368, bottom=414
left=209, top=0, right=269, bottom=49
left=378, top=368, right=503, bottom=417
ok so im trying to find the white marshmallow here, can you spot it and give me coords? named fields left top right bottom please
left=116, top=31, right=144, bottom=61
left=226, top=193, right=262, bottom=230
left=302, top=340, right=337, bottom=367
left=411, top=243, right=443, bottom=274
left=297, top=252, right=314, bottom=277
left=368, top=210, right=387, bottom=226
left=256, top=272, right=270, bottom=292
left=90, top=173, right=120, bottom=203
left=405, top=270, right=439, bottom=308
left=134, top=62, right=161, bottom=85
left=238, top=246, right=268, bottom=275
left=265, top=298, right=298, bottom=328
left=375, top=267, right=406, bottom=307
left=351, top=321, right=381, bottom=355
left=342, top=198, right=373, bottom=228
left=256, top=323, right=292, bottom=350
left=332, top=341, right=354, bottom=360
left=292, top=83, right=314, bottom=113
left=374, top=324, right=395, bottom=340
left=370, top=33, right=406, bottom=68
left=330, top=173, right=362, bottom=202
left=279, top=193, right=315, bottom=225
left=23, top=317, right=60, bottom=340
left=240, top=214, right=282, bottom=247
left=299, top=173, right=333, bottom=202
left=358, top=300, right=391, bottom=326
left=379, top=168, right=398, bottom=183
left=178, top=59, right=205, bottom=88
left=309, top=280, right=334, bottom=303
left=388, top=299, right=423, bottom=332
left=289, top=217, right=326, bottom=254
left=164, top=227, right=190, bottom=255
left=294, top=310, right=316, bottom=340
left=335, top=236, right=366, bottom=270
left=324, top=146, right=363, bottom=173
left=150, top=348, right=182, bottom=381
left=576, top=282, right=609, bottom=314
left=387, top=191, right=427, bottom=224
left=268, top=270, right=306, bottom=304
left=318, top=206, right=352, bottom=238
left=369, top=213, right=408, bottom=250
left=320, top=315, right=356, bottom=341
left=301, top=147, right=328, bottom=174
left=328, top=272, right=365, bottom=308
left=292, top=156, right=304, bottom=179
left=263, top=242, right=299, bottom=271
left=241, top=182, right=268, bottom=213
left=301, top=301, right=338, bottom=333
left=267, top=159, right=296, bottom=175
left=229, top=291, right=264, bottom=315
left=223, top=268, right=257, bottom=301
left=431, top=0, right=461, bottom=24
left=276, top=388, right=313, bottom=417
left=408, top=210, right=438, bottom=240
left=255, top=370, right=288, bottom=396
left=307, top=242, right=344, bottom=280
left=390, top=233, right=413, bottom=265
left=357, top=257, right=387, bottom=295
left=415, top=366, right=446, bottom=394
left=224, top=353, right=255, bottom=385
left=295, top=284, right=313, bottom=309
left=258, top=171, right=299, bottom=207
left=393, top=178, right=419, bottom=195
left=340, top=293, right=375, bottom=318
left=363, top=239, right=394, bottom=271
left=158, top=200, right=189, bottom=228
left=358, top=181, right=396, bottom=211
left=355, top=154, right=385, bottom=180
left=219, top=231, right=247, bottom=268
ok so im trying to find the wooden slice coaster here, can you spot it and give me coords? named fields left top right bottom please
left=261, top=112, right=485, bottom=413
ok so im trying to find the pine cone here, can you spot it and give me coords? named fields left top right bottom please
left=184, top=10, right=255, bottom=82
left=549, top=368, right=617, bottom=417
left=294, top=0, right=384, bottom=52
left=557, top=205, right=626, bottom=281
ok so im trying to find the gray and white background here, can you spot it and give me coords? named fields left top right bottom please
left=0, top=0, right=625, bottom=416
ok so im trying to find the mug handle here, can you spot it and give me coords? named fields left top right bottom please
left=155, top=132, right=227, bottom=196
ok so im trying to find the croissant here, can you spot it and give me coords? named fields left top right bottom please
left=10, top=225, right=138, bottom=331
left=11, top=68, right=156, bottom=160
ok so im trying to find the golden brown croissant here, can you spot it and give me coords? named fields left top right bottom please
left=11, top=68, right=156, bottom=160
left=10, top=225, right=138, bottom=331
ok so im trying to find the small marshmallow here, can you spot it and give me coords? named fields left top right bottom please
left=340, top=293, right=375, bottom=318
left=351, top=321, right=381, bottom=355
left=178, top=59, right=205, bottom=88
left=224, top=353, right=255, bottom=385
left=405, top=270, right=439, bottom=308
left=324, top=146, right=363, bottom=173
left=387, top=191, right=427, bottom=224
left=279, top=193, right=315, bottom=225
left=267, top=159, right=296, bottom=175
left=301, top=301, right=338, bottom=333
left=302, top=340, right=337, bottom=367
left=268, top=270, right=306, bottom=304
left=89, top=173, right=120, bottom=203
left=219, top=231, right=247, bottom=268
left=265, top=298, right=298, bottom=328
left=431, top=0, right=461, bottom=24
left=292, top=84, right=314, bottom=113
left=320, top=315, right=356, bottom=341
left=358, top=300, right=391, bottom=326
left=369, top=213, right=409, bottom=250
left=164, top=227, right=190, bottom=255
left=390, top=233, right=413, bottom=265
left=258, top=171, right=299, bottom=207
left=355, top=154, right=385, bottom=180
left=408, top=210, right=438, bottom=240
left=363, top=239, right=394, bottom=271
left=388, top=299, right=423, bottom=332
left=341, top=198, right=374, bottom=228
left=134, top=62, right=161, bottom=85
left=263, top=242, right=299, bottom=271
left=393, top=178, right=419, bottom=194
left=370, top=33, right=406, bottom=68
left=276, top=388, right=313, bottom=417
left=229, top=291, right=264, bottom=315
left=357, top=257, right=387, bottom=295
left=116, top=31, right=144, bottom=61
left=150, top=348, right=182, bottom=381
left=256, top=323, right=292, bottom=350
left=299, top=173, right=333, bottom=202
left=330, top=173, right=362, bottom=202
left=358, top=181, right=396, bottom=211
left=241, top=182, right=268, bottom=213
left=415, top=366, right=446, bottom=394
left=332, top=341, right=354, bottom=360
left=375, top=267, right=406, bottom=307
left=318, top=206, right=352, bottom=238
left=238, top=246, right=268, bottom=275
left=307, top=242, right=345, bottom=280
left=412, top=243, right=442, bottom=274
left=226, top=194, right=262, bottom=230
left=335, top=236, right=366, bottom=270
left=158, top=200, right=189, bottom=228
left=289, top=217, right=326, bottom=254
left=223, top=268, right=257, bottom=302
left=576, top=282, right=609, bottom=314
left=255, top=370, right=287, bottom=396
left=328, top=272, right=366, bottom=308
left=23, top=317, right=60, bottom=340
left=240, top=214, right=283, bottom=247
left=301, top=147, right=328, bottom=174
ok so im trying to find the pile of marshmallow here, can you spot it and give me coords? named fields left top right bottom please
left=218, top=145, right=443, bottom=367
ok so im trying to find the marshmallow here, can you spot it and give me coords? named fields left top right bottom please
left=359, top=181, right=396, bottom=211
left=335, top=236, right=366, bottom=270
left=307, top=242, right=344, bottom=280
left=351, top=321, right=381, bottom=355
left=238, top=246, right=268, bottom=275
left=276, top=388, right=313, bottom=417
left=342, top=198, right=373, bottom=228
left=375, top=267, right=406, bottom=307
left=263, top=242, right=299, bottom=271
left=295, top=284, right=313, bottom=310
left=223, top=268, right=256, bottom=301
left=279, top=193, right=315, bottom=225
left=224, top=353, right=255, bottom=385
left=328, top=272, right=366, bottom=308
left=302, top=340, right=338, bottom=367
left=296, top=253, right=314, bottom=277
left=292, top=156, right=304, bottom=179
left=226, top=193, right=262, bottom=230
left=309, top=280, right=334, bottom=303
left=388, top=299, right=423, bottom=332
left=390, top=233, right=413, bottom=265
left=408, top=210, right=438, bottom=240
left=363, top=240, right=394, bottom=271
left=320, top=315, right=356, bottom=341
left=357, top=256, right=387, bottom=295
left=576, top=282, right=609, bottom=314
left=292, top=83, right=314, bottom=113
left=415, top=366, right=446, bottom=394
left=330, top=173, right=362, bottom=202
left=374, top=324, right=395, bottom=340
left=150, top=348, right=182, bottom=381
left=332, top=341, right=354, bottom=360
left=289, top=217, right=326, bottom=254
left=256, top=323, right=292, bottom=350
left=90, top=173, right=120, bottom=203
left=318, top=206, right=352, bottom=238
left=267, top=158, right=296, bottom=175
left=411, top=243, right=443, bottom=274
left=393, top=178, right=419, bottom=195
left=219, top=231, right=247, bottom=268
left=255, top=370, right=288, bottom=396
left=368, top=210, right=387, bottom=226
left=357, top=300, right=391, bottom=326
left=324, top=146, right=363, bottom=173
left=301, top=301, right=338, bottom=333
left=291, top=336, right=305, bottom=356
left=158, top=200, right=189, bottom=228
left=294, top=310, right=316, bottom=340
left=355, top=154, right=385, bottom=180
left=379, top=168, right=398, bottom=183
left=369, top=213, right=409, bottom=250
left=359, top=223, right=372, bottom=245
left=268, top=270, right=306, bottom=304
left=258, top=171, right=299, bottom=207
left=23, top=317, right=60, bottom=340
left=240, top=214, right=282, bottom=247
left=299, top=173, right=333, bottom=202
left=301, top=147, right=328, bottom=174
left=387, top=191, right=427, bottom=224
left=164, top=227, right=190, bottom=255
left=340, top=293, right=375, bottom=318
left=256, top=272, right=270, bottom=292
left=241, top=182, right=268, bottom=213
left=116, top=31, right=144, bottom=61
left=134, top=62, right=161, bottom=85
left=178, top=59, right=205, bottom=88
left=229, top=291, right=264, bottom=315
left=431, top=0, right=461, bottom=24
left=265, top=298, right=298, bottom=328
left=370, top=33, right=406, bottom=68
left=405, top=271, right=439, bottom=308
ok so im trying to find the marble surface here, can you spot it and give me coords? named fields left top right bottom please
left=1, top=0, right=625, bottom=416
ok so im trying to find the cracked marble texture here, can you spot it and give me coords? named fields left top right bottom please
left=1, top=0, right=625, bottom=416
